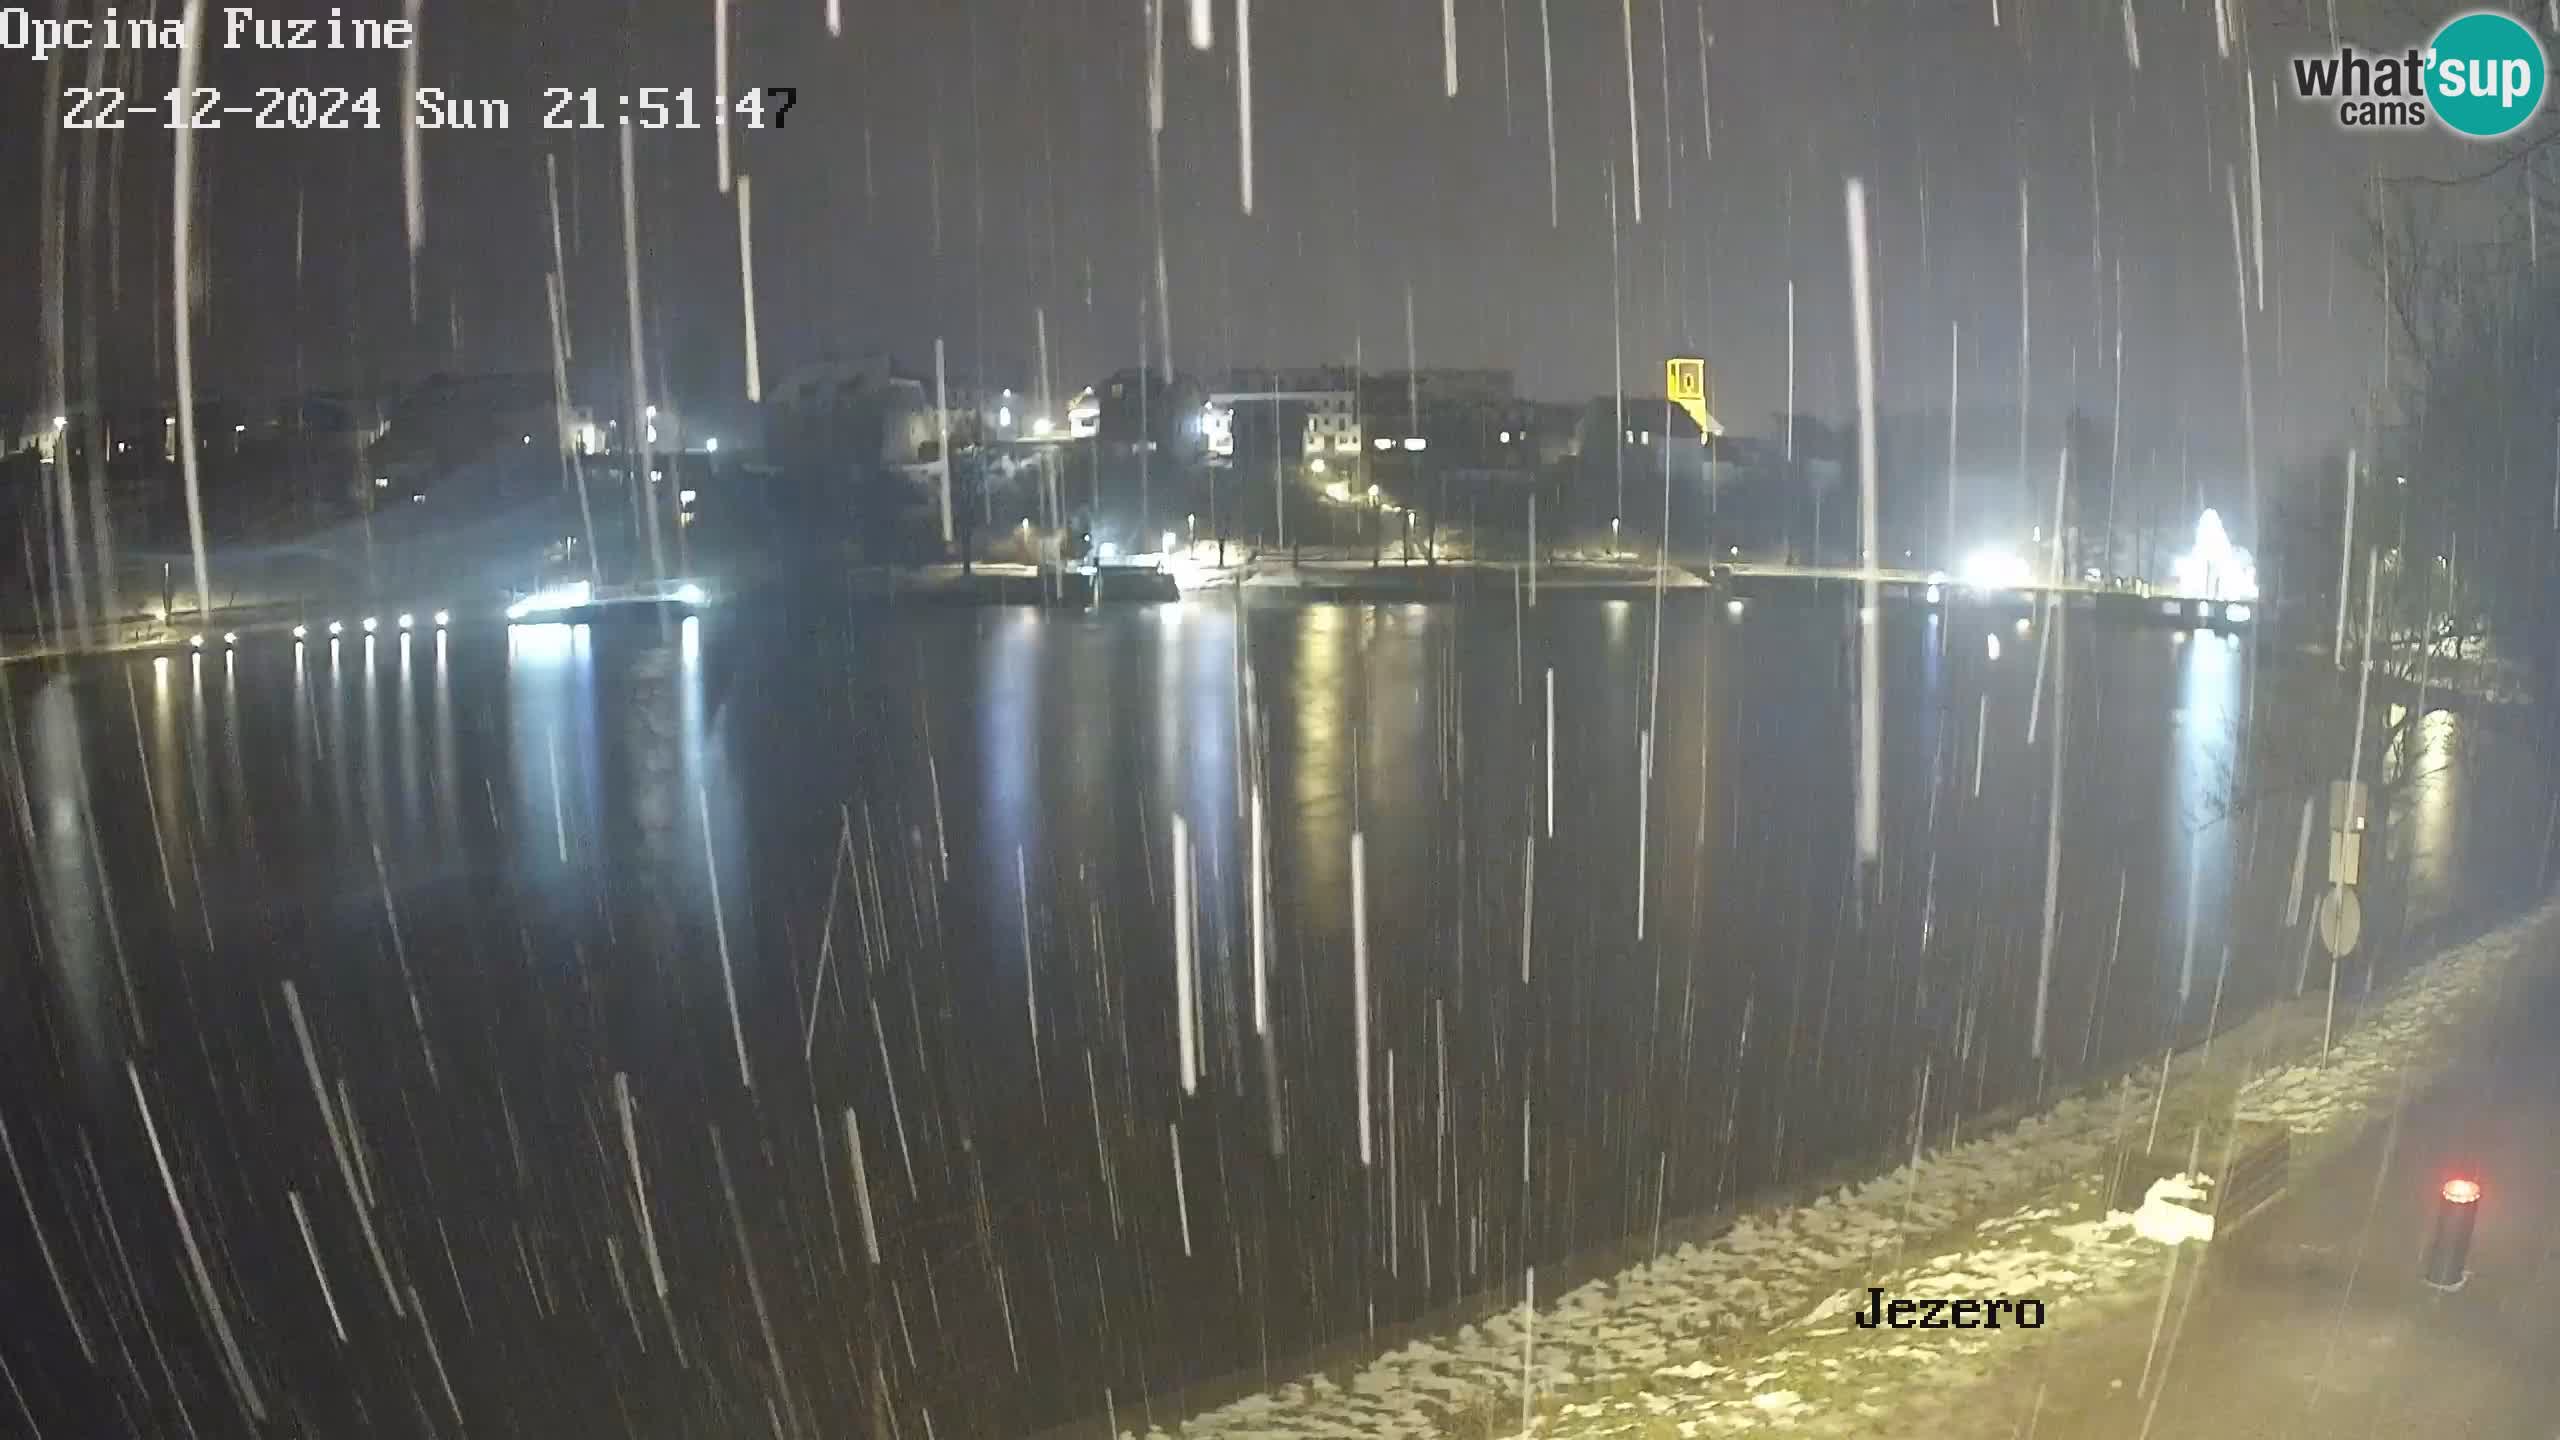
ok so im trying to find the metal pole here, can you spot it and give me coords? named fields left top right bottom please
left=2423, top=1178, right=2481, bottom=1290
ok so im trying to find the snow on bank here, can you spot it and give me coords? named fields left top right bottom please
left=2125, top=1175, right=2216, bottom=1247
left=1121, top=904, right=2551, bottom=1438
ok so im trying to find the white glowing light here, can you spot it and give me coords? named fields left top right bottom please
left=1960, top=545, right=2034, bottom=590
left=1324, top=480, right=1352, bottom=503
left=189, top=633, right=205, bottom=649
left=433, top=610, right=451, bottom=628
left=397, top=613, right=415, bottom=631
left=1310, top=457, right=1328, bottom=475
left=1032, top=416, right=1055, bottom=437
left=223, top=631, right=238, bottom=645
left=506, top=580, right=592, bottom=621
left=673, top=582, right=706, bottom=606
left=361, top=616, right=378, bottom=633
left=2225, top=603, right=2253, bottom=623
left=2169, top=508, right=2260, bottom=601
left=1986, top=633, right=2002, bottom=660
left=998, top=405, right=1013, bottom=428
left=705, top=437, right=719, bottom=453
left=1403, top=436, right=1428, bottom=452
left=327, top=620, right=344, bottom=636
left=1161, top=531, right=1178, bottom=553
left=292, top=624, right=309, bottom=639
left=678, top=489, right=699, bottom=506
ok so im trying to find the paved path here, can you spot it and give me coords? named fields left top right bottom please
left=1944, top=936, right=2560, bottom=1438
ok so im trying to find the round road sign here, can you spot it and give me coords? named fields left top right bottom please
left=2316, top=884, right=2363, bottom=958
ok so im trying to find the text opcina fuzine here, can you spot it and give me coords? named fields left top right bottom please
left=1, top=7, right=416, bottom=63
left=1854, top=1287, right=2045, bottom=1330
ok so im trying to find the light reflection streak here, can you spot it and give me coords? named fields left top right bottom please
left=2166, top=629, right=2242, bottom=1011
left=396, top=631, right=423, bottom=839
left=431, top=630, right=459, bottom=848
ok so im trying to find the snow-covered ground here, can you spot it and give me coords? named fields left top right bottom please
left=1121, top=901, right=2553, bottom=1438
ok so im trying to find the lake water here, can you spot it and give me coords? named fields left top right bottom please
left=0, top=590, right=2541, bottom=1436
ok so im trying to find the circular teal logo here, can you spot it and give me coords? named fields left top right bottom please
left=2430, top=11, right=2546, bottom=138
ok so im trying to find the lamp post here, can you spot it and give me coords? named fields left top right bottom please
left=2424, top=1176, right=2481, bottom=1290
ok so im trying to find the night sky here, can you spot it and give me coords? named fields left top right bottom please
left=0, top=0, right=2513, bottom=522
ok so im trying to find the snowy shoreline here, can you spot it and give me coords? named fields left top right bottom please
left=1101, top=899, right=2555, bottom=1438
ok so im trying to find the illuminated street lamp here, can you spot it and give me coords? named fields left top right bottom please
left=2424, top=1177, right=2482, bottom=1290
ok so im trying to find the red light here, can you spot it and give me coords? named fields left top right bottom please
left=2443, top=1178, right=2482, bottom=1205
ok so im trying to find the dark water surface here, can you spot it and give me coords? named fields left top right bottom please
left=0, top=592, right=2543, bottom=1437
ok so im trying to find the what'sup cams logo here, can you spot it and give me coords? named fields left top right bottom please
left=2290, top=9, right=2547, bottom=137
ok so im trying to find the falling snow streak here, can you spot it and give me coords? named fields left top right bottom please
left=2245, top=74, right=2265, bottom=311
left=1170, top=1120, right=1193, bottom=1254
left=542, top=159, right=600, bottom=580
left=401, top=0, right=424, bottom=288
left=615, top=1071, right=671, bottom=1298
left=1539, top=0, right=1557, bottom=226
left=1146, top=0, right=1165, bottom=135
left=934, top=338, right=955, bottom=544
left=1442, top=0, right=1458, bottom=96
left=1694, top=0, right=1713, bottom=157
left=170, top=0, right=212, bottom=627
left=287, top=1189, right=348, bottom=1344
left=1175, top=812, right=1199, bottom=1094
left=1189, top=0, right=1211, bottom=49
left=1621, top=0, right=1643, bottom=223
left=1250, top=783, right=1270, bottom=1034
left=2227, top=167, right=2260, bottom=520
left=2015, top=177, right=2031, bottom=510
left=1236, top=0, right=1254, bottom=212
left=1521, top=1265, right=1537, bottom=1429
left=715, top=0, right=734, bottom=193
left=2033, top=595, right=2066, bottom=1060
left=129, top=1062, right=266, bottom=1423
left=1847, top=179, right=1881, bottom=863
left=1784, top=279, right=1796, bottom=460
left=736, top=173, right=763, bottom=402
left=619, top=126, right=666, bottom=587
left=700, top=785, right=753, bottom=1090
left=0, top=1111, right=95, bottom=1365
left=285, top=980, right=405, bottom=1317
left=1946, top=321, right=1962, bottom=559
left=711, top=1126, right=803, bottom=1440
left=1019, top=846, right=1045, bottom=1102
left=1521, top=837, right=1535, bottom=984
left=1544, top=666, right=1556, bottom=837
left=1354, top=828, right=1373, bottom=1167
left=844, top=1106, right=883, bottom=1265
